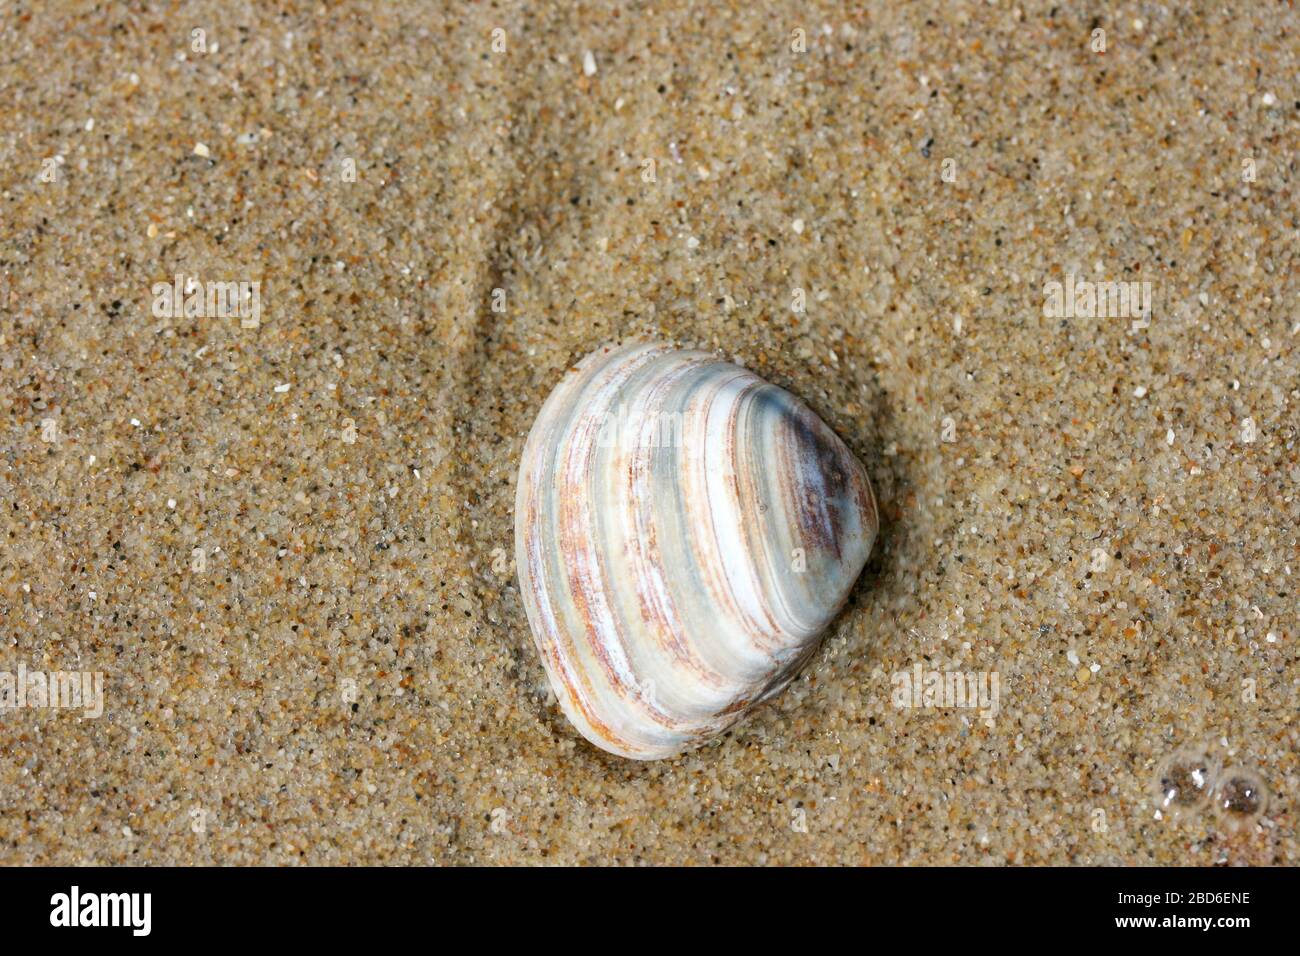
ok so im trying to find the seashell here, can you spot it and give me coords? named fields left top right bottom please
left=515, top=342, right=878, bottom=760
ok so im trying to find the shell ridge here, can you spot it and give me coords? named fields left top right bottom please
left=605, top=358, right=725, bottom=745
left=517, top=368, right=639, bottom=754
left=538, top=346, right=675, bottom=754
left=692, top=372, right=779, bottom=682
left=735, top=383, right=816, bottom=653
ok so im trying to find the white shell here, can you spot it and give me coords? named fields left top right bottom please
left=515, top=342, right=878, bottom=759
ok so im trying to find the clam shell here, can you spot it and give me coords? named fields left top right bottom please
left=515, top=342, right=877, bottom=759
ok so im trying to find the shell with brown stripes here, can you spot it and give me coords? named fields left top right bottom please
left=515, top=342, right=878, bottom=759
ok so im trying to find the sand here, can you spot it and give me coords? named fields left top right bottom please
left=0, top=1, right=1296, bottom=864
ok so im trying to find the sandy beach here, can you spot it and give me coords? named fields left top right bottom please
left=1, top=1, right=1296, bottom=864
